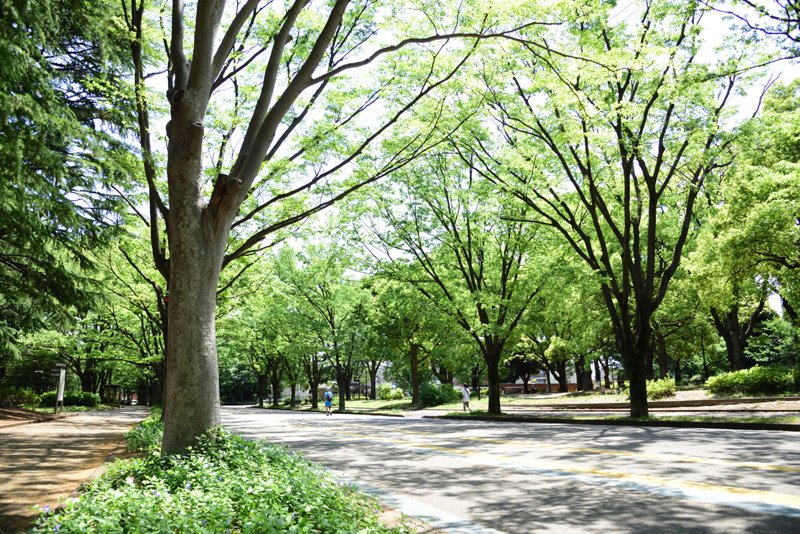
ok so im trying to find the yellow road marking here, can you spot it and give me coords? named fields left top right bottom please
left=296, top=420, right=800, bottom=474
left=298, top=422, right=800, bottom=510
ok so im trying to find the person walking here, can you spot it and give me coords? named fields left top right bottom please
left=324, top=388, right=334, bottom=416
left=460, top=383, right=471, bottom=412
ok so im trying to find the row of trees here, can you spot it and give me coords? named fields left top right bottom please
left=2, top=0, right=799, bottom=452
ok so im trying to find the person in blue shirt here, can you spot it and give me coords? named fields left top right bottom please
left=324, top=388, right=334, bottom=416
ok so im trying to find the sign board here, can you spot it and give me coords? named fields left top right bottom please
left=56, top=369, right=66, bottom=402
left=50, top=365, right=66, bottom=413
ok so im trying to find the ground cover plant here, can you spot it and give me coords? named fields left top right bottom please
left=124, top=409, right=164, bottom=452
left=35, top=423, right=407, bottom=533
left=706, top=366, right=799, bottom=396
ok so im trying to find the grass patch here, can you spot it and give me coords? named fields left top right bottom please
left=34, top=427, right=410, bottom=533
left=439, top=411, right=800, bottom=425
left=340, top=399, right=414, bottom=411
left=23, top=404, right=119, bottom=413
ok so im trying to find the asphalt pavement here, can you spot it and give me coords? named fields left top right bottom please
left=2, top=403, right=798, bottom=534
left=223, top=406, right=800, bottom=534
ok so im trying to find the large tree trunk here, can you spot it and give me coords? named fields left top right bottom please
left=162, top=247, right=223, bottom=453
left=409, top=343, right=421, bottom=407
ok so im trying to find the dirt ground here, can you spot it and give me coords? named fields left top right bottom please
left=0, top=407, right=147, bottom=533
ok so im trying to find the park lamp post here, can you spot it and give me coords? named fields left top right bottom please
left=50, top=363, right=66, bottom=413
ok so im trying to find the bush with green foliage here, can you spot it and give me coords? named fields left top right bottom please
left=623, top=377, right=677, bottom=400
left=378, top=383, right=404, bottom=401
left=688, top=374, right=705, bottom=387
left=125, top=410, right=163, bottom=453
left=419, top=383, right=460, bottom=407
left=705, top=365, right=796, bottom=396
left=39, top=390, right=101, bottom=407
left=646, top=377, right=676, bottom=400
left=34, top=428, right=403, bottom=533
left=0, top=387, right=38, bottom=406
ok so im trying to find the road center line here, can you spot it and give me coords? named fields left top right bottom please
left=293, top=421, right=800, bottom=519
left=314, top=421, right=800, bottom=474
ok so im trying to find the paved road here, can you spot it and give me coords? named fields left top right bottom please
left=222, top=406, right=800, bottom=533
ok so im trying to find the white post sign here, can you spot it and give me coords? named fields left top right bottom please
left=52, top=363, right=67, bottom=413
left=57, top=369, right=66, bottom=402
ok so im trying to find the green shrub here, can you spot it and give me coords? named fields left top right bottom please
left=0, top=387, right=38, bottom=407
left=378, top=383, right=404, bottom=401
left=688, top=374, right=705, bottom=387
left=34, top=428, right=402, bottom=533
left=622, top=377, right=677, bottom=400
left=38, top=390, right=101, bottom=408
left=125, top=411, right=164, bottom=452
left=419, top=383, right=460, bottom=407
left=706, top=366, right=795, bottom=396
left=65, top=391, right=101, bottom=407
left=646, top=377, right=676, bottom=400
left=38, top=391, right=57, bottom=407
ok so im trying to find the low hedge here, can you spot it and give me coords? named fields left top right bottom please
left=34, top=428, right=405, bottom=533
left=39, top=390, right=101, bottom=408
left=706, top=366, right=797, bottom=396
left=0, top=387, right=39, bottom=407
left=623, top=377, right=677, bottom=400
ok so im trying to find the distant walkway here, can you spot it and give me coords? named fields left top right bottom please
left=0, top=407, right=147, bottom=533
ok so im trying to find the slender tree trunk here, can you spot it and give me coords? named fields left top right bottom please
left=602, top=356, right=611, bottom=389
left=305, top=356, right=320, bottom=409
left=369, top=366, right=378, bottom=400
left=271, top=374, right=281, bottom=407
left=256, top=374, right=266, bottom=408
left=711, top=306, right=755, bottom=371
left=579, top=356, right=593, bottom=390
left=471, top=366, right=481, bottom=401
left=554, top=361, right=568, bottom=392
left=621, top=321, right=651, bottom=418
left=594, top=359, right=602, bottom=389
left=290, top=383, right=296, bottom=407
left=484, top=341, right=503, bottom=415
left=409, top=343, right=421, bottom=407
left=645, top=349, right=655, bottom=380
left=431, top=363, right=453, bottom=385
left=656, top=333, right=669, bottom=379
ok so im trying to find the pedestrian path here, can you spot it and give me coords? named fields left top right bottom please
left=0, top=407, right=147, bottom=533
